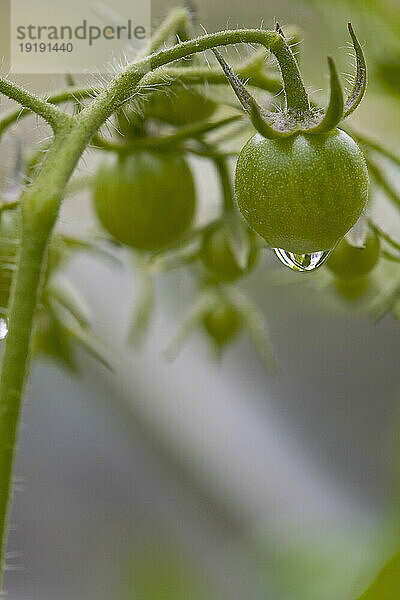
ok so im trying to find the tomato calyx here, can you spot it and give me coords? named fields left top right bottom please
left=211, top=23, right=366, bottom=138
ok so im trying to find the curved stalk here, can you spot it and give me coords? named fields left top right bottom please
left=269, top=31, right=309, bottom=111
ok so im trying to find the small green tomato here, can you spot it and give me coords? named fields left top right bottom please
left=335, top=277, right=369, bottom=301
left=200, top=223, right=258, bottom=282
left=202, top=301, right=241, bottom=347
left=147, top=84, right=215, bottom=126
left=327, top=228, right=380, bottom=280
left=93, top=152, right=196, bottom=252
left=235, top=130, right=369, bottom=254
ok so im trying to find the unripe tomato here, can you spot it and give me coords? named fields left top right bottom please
left=335, top=276, right=369, bottom=301
left=235, top=129, right=369, bottom=254
left=147, top=84, right=215, bottom=126
left=116, top=106, right=146, bottom=139
left=327, top=229, right=380, bottom=280
left=200, top=223, right=258, bottom=282
left=202, top=302, right=241, bottom=347
left=93, top=152, right=196, bottom=252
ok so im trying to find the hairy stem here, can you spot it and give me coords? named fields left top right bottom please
left=0, top=78, right=73, bottom=132
left=0, top=86, right=96, bottom=138
left=269, top=33, right=309, bottom=111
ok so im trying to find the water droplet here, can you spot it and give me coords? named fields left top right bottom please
left=273, top=248, right=331, bottom=272
left=0, top=318, right=8, bottom=340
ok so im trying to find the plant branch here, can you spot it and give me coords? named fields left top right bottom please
left=92, top=114, right=242, bottom=152
left=164, top=63, right=281, bottom=92
left=0, top=78, right=73, bottom=132
left=213, top=154, right=234, bottom=211
left=0, top=86, right=97, bottom=138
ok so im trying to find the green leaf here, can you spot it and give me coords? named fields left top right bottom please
left=356, top=550, right=400, bottom=600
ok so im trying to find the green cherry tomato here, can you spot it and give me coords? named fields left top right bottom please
left=327, top=228, right=380, bottom=280
left=335, top=276, right=370, bottom=301
left=148, top=84, right=215, bottom=126
left=235, top=129, right=369, bottom=254
left=200, top=223, right=258, bottom=282
left=93, top=152, right=196, bottom=252
left=202, top=301, right=241, bottom=347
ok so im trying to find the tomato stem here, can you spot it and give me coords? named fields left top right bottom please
left=213, top=155, right=234, bottom=212
left=269, top=32, right=309, bottom=112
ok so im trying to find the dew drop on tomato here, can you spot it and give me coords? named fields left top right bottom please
left=273, top=248, right=332, bottom=272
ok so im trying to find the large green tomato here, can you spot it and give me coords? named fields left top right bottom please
left=235, top=129, right=369, bottom=254
left=93, top=152, right=196, bottom=252
left=327, top=229, right=380, bottom=280
left=200, top=223, right=258, bottom=282
left=147, top=84, right=215, bottom=126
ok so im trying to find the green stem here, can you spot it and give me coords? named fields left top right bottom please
left=269, top=34, right=309, bottom=111
left=93, top=115, right=241, bottom=153
left=213, top=155, right=234, bottom=211
left=0, top=39, right=282, bottom=139
left=0, top=86, right=96, bottom=139
left=0, top=127, right=86, bottom=588
left=0, top=220, right=49, bottom=587
left=164, top=64, right=281, bottom=93
left=0, top=78, right=73, bottom=131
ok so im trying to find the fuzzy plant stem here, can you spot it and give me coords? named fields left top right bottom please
left=0, top=18, right=304, bottom=590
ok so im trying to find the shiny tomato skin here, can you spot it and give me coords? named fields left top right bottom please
left=234, top=129, right=369, bottom=254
